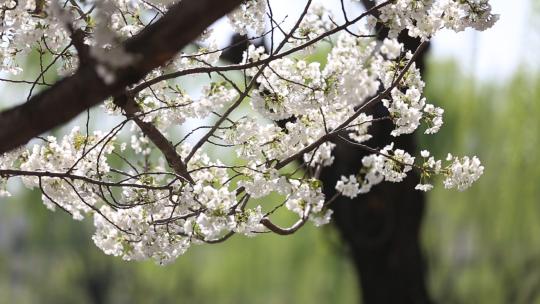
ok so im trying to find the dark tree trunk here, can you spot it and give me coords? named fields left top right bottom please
left=321, top=1, right=434, bottom=302
left=322, top=112, right=432, bottom=304
left=222, top=24, right=433, bottom=303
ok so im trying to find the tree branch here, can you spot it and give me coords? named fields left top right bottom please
left=0, top=169, right=172, bottom=190
left=260, top=204, right=312, bottom=236
left=113, top=94, right=195, bottom=184
left=0, top=0, right=243, bottom=154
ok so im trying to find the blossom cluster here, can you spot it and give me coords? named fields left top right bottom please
left=362, top=0, right=499, bottom=40
left=0, top=0, right=495, bottom=264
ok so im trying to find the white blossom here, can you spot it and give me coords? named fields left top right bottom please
left=0, top=0, right=497, bottom=263
left=380, top=38, right=403, bottom=60
left=228, top=0, right=267, bottom=35
left=335, top=175, right=361, bottom=199
left=443, top=155, right=484, bottom=191
left=415, top=183, right=434, bottom=192
left=423, top=103, right=445, bottom=134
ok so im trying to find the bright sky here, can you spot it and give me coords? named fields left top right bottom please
left=432, top=0, right=538, bottom=80
left=211, top=0, right=539, bottom=81
left=1, top=0, right=535, bottom=107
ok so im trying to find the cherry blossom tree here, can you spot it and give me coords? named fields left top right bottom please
left=0, top=0, right=493, bottom=270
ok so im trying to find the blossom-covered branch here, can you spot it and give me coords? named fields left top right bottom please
left=0, top=0, right=244, bottom=154
left=0, top=0, right=495, bottom=264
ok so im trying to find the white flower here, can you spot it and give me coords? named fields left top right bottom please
left=228, top=0, right=267, bottom=35
left=304, top=142, right=336, bottom=167
left=335, top=175, right=361, bottom=199
left=380, top=38, right=403, bottom=59
left=384, top=88, right=426, bottom=136
left=310, top=209, right=333, bottom=227
left=443, top=156, right=484, bottom=191
left=415, top=183, right=434, bottom=192
left=423, top=104, right=444, bottom=134
left=234, top=206, right=267, bottom=236
left=0, top=0, right=496, bottom=262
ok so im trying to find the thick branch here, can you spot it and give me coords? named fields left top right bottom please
left=0, top=0, right=243, bottom=154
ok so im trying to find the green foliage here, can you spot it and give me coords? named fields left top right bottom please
left=422, top=60, right=540, bottom=303
left=0, top=189, right=359, bottom=304
left=2, top=59, right=540, bottom=303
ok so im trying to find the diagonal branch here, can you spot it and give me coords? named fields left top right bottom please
left=0, top=0, right=244, bottom=154
left=113, top=94, right=194, bottom=184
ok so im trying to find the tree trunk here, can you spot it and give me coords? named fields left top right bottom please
left=323, top=117, right=432, bottom=304
left=222, top=26, right=433, bottom=303
left=321, top=2, right=433, bottom=301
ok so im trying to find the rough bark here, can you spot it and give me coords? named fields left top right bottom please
left=323, top=110, right=432, bottom=304
left=224, top=27, right=432, bottom=303
left=321, top=1, right=434, bottom=302
left=0, top=0, right=243, bottom=154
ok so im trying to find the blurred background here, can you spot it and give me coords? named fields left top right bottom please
left=1, top=0, right=540, bottom=303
